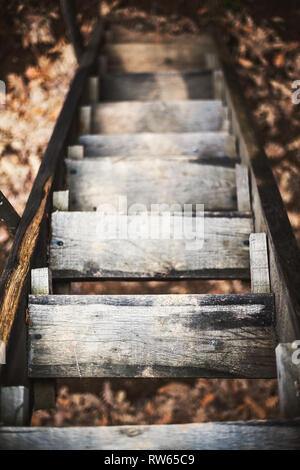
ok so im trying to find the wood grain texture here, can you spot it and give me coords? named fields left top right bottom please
left=79, top=132, right=236, bottom=158
left=0, top=21, right=103, bottom=384
left=28, top=293, right=275, bottom=378
left=249, top=233, right=270, bottom=294
left=0, top=386, right=29, bottom=425
left=0, top=191, right=20, bottom=236
left=91, top=100, right=224, bottom=134
left=66, top=158, right=237, bottom=212
left=31, top=268, right=52, bottom=295
left=276, top=342, right=300, bottom=419
left=1, top=420, right=300, bottom=450
left=235, top=164, right=251, bottom=212
left=105, top=42, right=215, bottom=73
left=50, top=212, right=253, bottom=280
left=53, top=191, right=69, bottom=212
left=100, top=71, right=213, bottom=101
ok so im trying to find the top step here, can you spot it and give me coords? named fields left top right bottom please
left=104, top=43, right=216, bottom=73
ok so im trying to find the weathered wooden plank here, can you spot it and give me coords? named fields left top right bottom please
left=1, top=420, right=300, bottom=450
left=0, top=191, right=20, bottom=236
left=105, top=42, right=215, bottom=73
left=31, top=268, right=52, bottom=296
left=67, top=145, right=84, bottom=159
left=31, top=267, right=55, bottom=409
left=53, top=190, right=69, bottom=212
left=0, top=386, right=29, bottom=425
left=66, top=158, right=237, bottom=212
left=79, top=106, right=91, bottom=134
left=276, top=342, right=300, bottom=419
left=235, top=164, right=251, bottom=212
left=50, top=213, right=253, bottom=280
left=91, top=100, right=224, bottom=134
left=213, top=32, right=300, bottom=342
left=249, top=233, right=270, bottom=294
left=28, top=293, right=275, bottom=378
left=79, top=132, right=237, bottom=158
left=0, top=21, right=103, bottom=384
left=88, top=76, right=99, bottom=104
left=100, top=71, right=213, bottom=101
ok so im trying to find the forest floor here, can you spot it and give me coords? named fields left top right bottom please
left=1, top=0, right=299, bottom=426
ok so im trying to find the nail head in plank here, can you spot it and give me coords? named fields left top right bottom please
left=53, top=190, right=69, bottom=212
left=249, top=233, right=270, bottom=293
left=276, top=342, right=300, bottom=419
left=236, top=164, right=251, bottom=212
left=28, top=293, right=275, bottom=378
left=50, top=212, right=253, bottom=280
left=0, top=386, right=29, bottom=425
left=79, top=106, right=91, bottom=135
left=31, top=268, right=52, bottom=295
left=68, top=145, right=84, bottom=159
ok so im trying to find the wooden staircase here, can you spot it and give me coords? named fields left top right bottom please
left=0, top=20, right=300, bottom=450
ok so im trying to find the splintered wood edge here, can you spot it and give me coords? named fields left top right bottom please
left=249, top=233, right=270, bottom=294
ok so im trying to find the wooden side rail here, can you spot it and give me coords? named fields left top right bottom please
left=213, top=30, right=300, bottom=343
left=0, top=19, right=103, bottom=386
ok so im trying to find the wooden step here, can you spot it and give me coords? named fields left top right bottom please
left=104, top=43, right=214, bottom=72
left=90, top=100, right=224, bottom=134
left=2, top=419, right=300, bottom=450
left=79, top=132, right=236, bottom=158
left=50, top=212, right=253, bottom=280
left=66, top=158, right=237, bottom=212
left=100, top=71, right=213, bottom=101
left=28, top=293, right=275, bottom=379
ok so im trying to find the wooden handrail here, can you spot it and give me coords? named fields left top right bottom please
left=0, top=19, right=103, bottom=385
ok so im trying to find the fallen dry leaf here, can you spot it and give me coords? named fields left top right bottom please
left=274, top=52, right=285, bottom=68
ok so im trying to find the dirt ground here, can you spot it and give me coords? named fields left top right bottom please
left=1, top=0, right=300, bottom=426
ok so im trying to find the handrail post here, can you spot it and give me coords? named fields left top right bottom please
left=60, top=0, right=84, bottom=62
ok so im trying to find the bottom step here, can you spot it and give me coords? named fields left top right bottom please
left=1, top=420, right=300, bottom=450
left=28, top=294, right=276, bottom=379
